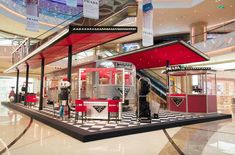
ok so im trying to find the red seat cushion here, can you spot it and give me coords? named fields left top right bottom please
left=108, top=106, right=119, bottom=112
left=108, top=100, right=119, bottom=105
left=75, top=106, right=87, bottom=112
left=26, top=95, right=37, bottom=102
left=75, top=99, right=84, bottom=105
left=108, top=100, right=119, bottom=113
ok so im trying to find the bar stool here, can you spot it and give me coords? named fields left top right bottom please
left=108, top=100, right=119, bottom=123
left=26, top=94, right=37, bottom=108
left=75, top=100, right=87, bottom=123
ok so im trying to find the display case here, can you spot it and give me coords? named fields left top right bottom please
left=78, top=60, right=136, bottom=119
left=166, top=66, right=217, bottom=113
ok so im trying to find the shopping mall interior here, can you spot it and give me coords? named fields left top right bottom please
left=0, top=0, right=235, bottom=154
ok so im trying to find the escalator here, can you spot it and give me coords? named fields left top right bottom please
left=136, top=70, right=167, bottom=102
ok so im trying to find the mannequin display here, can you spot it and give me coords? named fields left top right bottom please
left=9, top=87, right=15, bottom=103
left=58, top=78, right=71, bottom=119
left=138, top=78, right=151, bottom=122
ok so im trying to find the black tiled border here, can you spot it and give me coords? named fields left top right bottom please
left=2, top=102, right=232, bottom=142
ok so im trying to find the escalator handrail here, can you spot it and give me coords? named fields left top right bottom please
left=137, top=71, right=166, bottom=92
left=136, top=73, right=166, bottom=97
left=147, top=69, right=167, bottom=82
left=138, top=70, right=167, bottom=91
left=142, top=69, right=186, bottom=94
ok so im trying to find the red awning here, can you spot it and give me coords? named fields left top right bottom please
left=110, top=41, right=209, bottom=69
left=27, top=27, right=137, bottom=68
left=5, top=26, right=137, bottom=72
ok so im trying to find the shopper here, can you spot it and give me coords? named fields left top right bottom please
left=58, top=78, right=71, bottom=120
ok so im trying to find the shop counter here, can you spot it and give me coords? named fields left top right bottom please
left=168, top=94, right=217, bottom=113
left=80, top=99, right=122, bottom=120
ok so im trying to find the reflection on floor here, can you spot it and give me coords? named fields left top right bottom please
left=1, top=102, right=235, bottom=155
left=159, top=119, right=235, bottom=155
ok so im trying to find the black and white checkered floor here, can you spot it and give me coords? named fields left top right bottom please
left=19, top=103, right=207, bottom=133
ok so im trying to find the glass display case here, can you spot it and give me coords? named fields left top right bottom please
left=77, top=60, right=136, bottom=119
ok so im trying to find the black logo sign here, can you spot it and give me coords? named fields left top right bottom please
left=115, top=62, right=133, bottom=69
left=171, top=97, right=184, bottom=107
left=93, top=106, right=106, bottom=113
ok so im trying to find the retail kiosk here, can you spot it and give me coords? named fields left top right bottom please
left=166, top=66, right=217, bottom=113
left=78, top=60, right=136, bottom=120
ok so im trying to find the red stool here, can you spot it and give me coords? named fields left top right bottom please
left=75, top=100, right=87, bottom=123
left=26, top=94, right=37, bottom=108
left=108, top=100, right=119, bottom=123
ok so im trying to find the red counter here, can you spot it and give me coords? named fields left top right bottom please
left=168, top=94, right=217, bottom=113
left=79, top=99, right=122, bottom=119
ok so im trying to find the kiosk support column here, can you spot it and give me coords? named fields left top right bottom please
left=15, top=68, right=19, bottom=103
left=39, top=58, right=45, bottom=110
left=166, top=60, right=170, bottom=93
left=24, top=64, right=29, bottom=106
left=67, top=45, right=72, bottom=118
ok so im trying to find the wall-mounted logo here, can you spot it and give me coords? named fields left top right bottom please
left=93, top=106, right=106, bottom=113
left=171, top=97, right=184, bottom=107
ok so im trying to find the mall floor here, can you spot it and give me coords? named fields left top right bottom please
left=0, top=104, right=235, bottom=155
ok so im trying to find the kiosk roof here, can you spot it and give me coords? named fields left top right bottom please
left=110, top=41, right=209, bottom=69
left=5, top=26, right=137, bottom=72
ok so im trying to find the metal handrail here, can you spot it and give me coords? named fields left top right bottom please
left=189, top=20, right=235, bottom=43
left=142, top=69, right=186, bottom=94
left=147, top=69, right=166, bottom=84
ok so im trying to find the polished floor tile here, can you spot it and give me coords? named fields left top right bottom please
left=1, top=103, right=235, bottom=155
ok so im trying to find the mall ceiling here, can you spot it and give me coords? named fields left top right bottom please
left=114, top=0, right=235, bottom=43
left=0, top=0, right=234, bottom=41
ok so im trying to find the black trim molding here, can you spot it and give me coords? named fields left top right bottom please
left=69, top=26, right=138, bottom=33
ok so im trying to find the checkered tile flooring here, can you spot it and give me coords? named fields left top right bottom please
left=22, top=103, right=206, bottom=132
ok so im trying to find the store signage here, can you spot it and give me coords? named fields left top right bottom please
left=171, top=97, right=184, bottom=107
left=26, top=0, right=39, bottom=32
left=143, top=2, right=153, bottom=13
left=93, top=106, right=106, bottom=113
left=115, top=62, right=133, bottom=69
left=66, top=0, right=77, bottom=7
left=83, top=0, right=99, bottom=19
left=142, top=0, right=153, bottom=47
left=11, top=39, right=30, bottom=64
left=166, top=65, right=211, bottom=72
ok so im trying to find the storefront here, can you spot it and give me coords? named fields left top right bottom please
left=4, top=29, right=231, bottom=141
left=166, top=66, right=217, bottom=113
